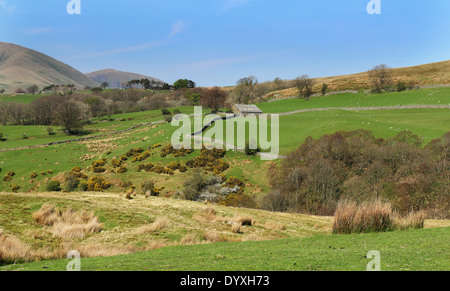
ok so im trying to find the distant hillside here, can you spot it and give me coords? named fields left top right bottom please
left=86, top=69, right=164, bottom=89
left=267, top=60, right=450, bottom=99
left=0, top=42, right=99, bottom=93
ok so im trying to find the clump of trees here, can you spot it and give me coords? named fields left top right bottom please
left=173, top=79, right=196, bottom=90
left=263, top=129, right=450, bottom=218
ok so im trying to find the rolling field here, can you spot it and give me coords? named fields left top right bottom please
left=0, top=87, right=449, bottom=271
left=258, top=87, right=450, bottom=113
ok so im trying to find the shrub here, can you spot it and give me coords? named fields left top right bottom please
left=125, top=148, right=144, bottom=158
left=69, top=167, right=88, bottom=179
left=10, top=185, right=21, bottom=193
left=150, top=165, right=165, bottom=174
left=166, top=162, right=181, bottom=171
left=396, top=80, right=407, bottom=92
left=79, top=181, right=88, bottom=191
left=164, top=115, right=173, bottom=123
left=65, top=174, right=80, bottom=192
left=111, top=159, right=122, bottom=168
left=161, top=108, right=171, bottom=115
left=46, top=127, right=55, bottom=136
left=86, top=176, right=111, bottom=192
left=47, top=170, right=53, bottom=175
left=244, top=141, right=260, bottom=156
left=117, top=166, right=128, bottom=174
left=91, top=159, right=107, bottom=168
left=46, top=181, right=62, bottom=192
left=93, top=167, right=106, bottom=173
left=266, top=130, right=450, bottom=217
left=3, top=171, right=15, bottom=182
left=131, top=151, right=150, bottom=163
left=40, top=171, right=47, bottom=176
left=160, top=144, right=193, bottom=158
left=120, top=181, right=133, bottom=189
left=30, top=173, right=38, bottom=179
left=224, top=176, right=245, bottom=188
left=137, top=163, right=154, bottom=172
left=183, top=169, right=208, bottom=201
left=219, top=192, right=256, bottom=208
left=162, top=168, right=174, bottom=175
left=185, top=147, right=229, bottom=174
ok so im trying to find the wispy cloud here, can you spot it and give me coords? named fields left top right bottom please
left=169, top=20, right=187, bottom=38
left=222, top=0, right=252, bottom=11
left=80, top=40, right=166, bottom=58
left=80, top=20, right=186, bottom=58
left=0, top=0, right=16, bottom=14
left=27, top=27, right=53, bottom=35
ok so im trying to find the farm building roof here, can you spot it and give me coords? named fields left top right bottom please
left=233, top=104, right=263, bottom=114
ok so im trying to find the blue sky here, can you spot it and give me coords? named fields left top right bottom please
left=1, top=0, right=449, bottom=86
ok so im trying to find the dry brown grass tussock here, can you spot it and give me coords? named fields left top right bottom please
left=134, top=217, right=169, bottom=234
left=0, top=228, right=36, bottom=264
left=264, top=221, right=286, bottom=231
left=32, top=204, right=103, bottom=239
left=332, top=199, right=427, bottom=234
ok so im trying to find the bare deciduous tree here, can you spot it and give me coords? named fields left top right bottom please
left=294, top=75, right=315, bottom=100
left=53, top=101, right=83, bottom=134
left=368, top=64, right=393, bottom=93
left=200, top=87, right=228, bottom=113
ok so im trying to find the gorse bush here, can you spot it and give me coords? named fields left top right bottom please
left=160, top=144, right=193, bottom=158
left=3, top=171, right=15, bottom=182
left=85, top=176, right=111, bottom=192
left=10, top=185, right=21, bottom=193
left=126, top=148, right=144, bottom=158
left=131, top=151, right=150, bottom=163
left=111, top=158, right=122, bottom=168
left=137, top=163, right=154, bottom=172
left=141, top=181, right=165, bottom=197
left=185, top=147, right=229, bottom=174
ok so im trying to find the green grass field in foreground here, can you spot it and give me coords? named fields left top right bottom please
left=3, top=227, right=448, bottom=271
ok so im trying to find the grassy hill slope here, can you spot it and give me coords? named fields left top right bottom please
left=268, top=60, right=450, bottom=99
left=0, top=42, right=99, bottom=93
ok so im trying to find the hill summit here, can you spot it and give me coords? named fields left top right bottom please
left=0, top=42, right=99, bottom=93
left=86, top=69, right=165, bottom=89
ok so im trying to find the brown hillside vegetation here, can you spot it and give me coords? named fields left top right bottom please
left=267, top=60, right=450, bottom=99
